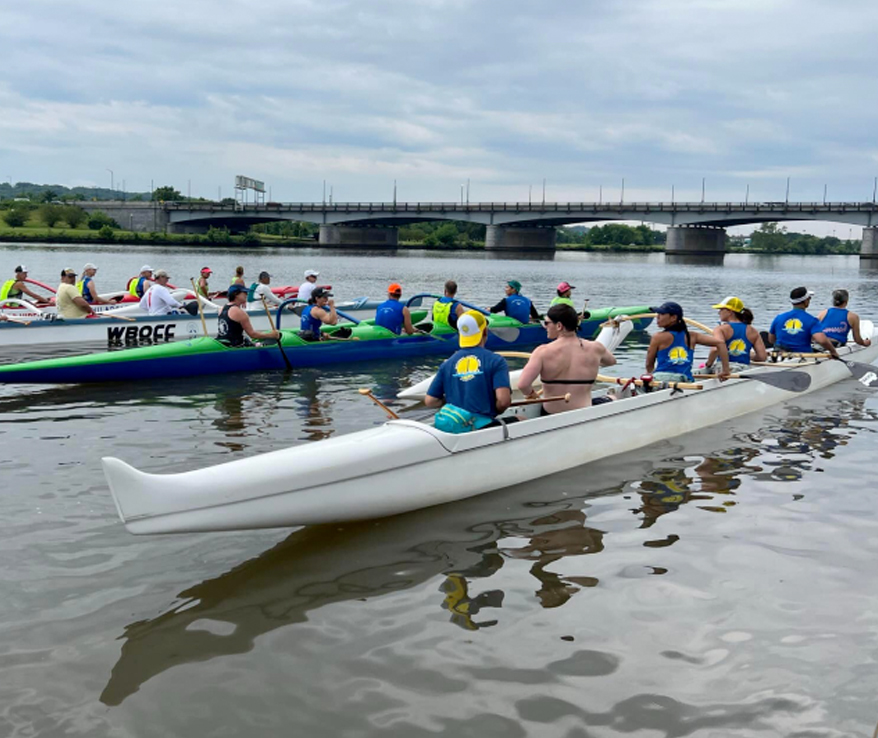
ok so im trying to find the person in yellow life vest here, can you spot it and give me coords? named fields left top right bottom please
left=56, top=268, right=95, bottom=319
left=128, top=265, right=155, bottom=298
left=550, top=281, right=576, bottom=308
left=231, top=265, right=245, bottom=287
left=196, top=267, right=212, bottom=297
left=432, top=280, right=465, bottom=329
left=1, top=265, right=44, bottom=303
left=76, top=263, right=115, bottom=304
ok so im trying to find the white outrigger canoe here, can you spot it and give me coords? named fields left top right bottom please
left=102, top=323, right=878, bottom=535
left=0, top=295, right=381, bottom=347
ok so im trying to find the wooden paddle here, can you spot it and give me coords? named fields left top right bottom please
left=358, top=388, right=400, bottom=419
left=596, top=374, right=703, bottom=391
left=509, top=393, right=571, bottom=407
left=599, top=312, right=713, bottom=334
left=2, top=316, right=32, bottom=326
left=189, top=278, right=210, bottom=337
left=694, top=370, right=811, bottom=392
left=259, top=296, right=291, bottom=370
left=95, top=312, right=136, bottom=322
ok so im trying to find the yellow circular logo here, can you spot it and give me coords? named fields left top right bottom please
left=669, top=346, right=689, bottom=364
left=729, top=338, right=747, bottom=356
left=453, top=355, right=483, bottom=381
left=784, top=318, right=803, bottom=334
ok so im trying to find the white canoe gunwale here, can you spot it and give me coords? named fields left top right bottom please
left=103, top=337, right=878, bottom=535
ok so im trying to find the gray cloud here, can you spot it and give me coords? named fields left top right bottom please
left=2, top=0, right=878, bottom=208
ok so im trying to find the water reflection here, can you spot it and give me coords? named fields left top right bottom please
left=664, top=253, right=725, bottom=267
left=100, top=394, right=877, bottom=705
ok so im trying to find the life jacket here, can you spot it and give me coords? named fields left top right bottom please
left=819, top=307, right=850, bottom=345
left=432, top=297, right=459, bottom=328
left=76, top=277, right=95, bottom=303
left=725, top=322, right=753, bottom=365
left=375, top=299, right=405, bottom=334
left=0, top=280, right=22, bottom=301
left=550, top=296, right=575, bottom=308
left=504, top=293, right=532, bottom=324
left=128, top=276, right=148, bottom=298
left=247, top=282, right=259, bottom=302
left=217, top=304, right=246, bottom=346
left=655, top=330, right=693, bottom=380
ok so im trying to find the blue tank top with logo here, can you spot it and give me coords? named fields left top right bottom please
left=725, top=322, right=753, bottom=365
left=300, top=305, right=322, bottom=336
left=770, top=309, right=821, bottom=352
left=505, top=294, right=531, bottom=324
left=375, top=299, right=405, bottom=334
left=819, top=307, right=849, bottom=345
left=655, top=330, right=693, bottom=380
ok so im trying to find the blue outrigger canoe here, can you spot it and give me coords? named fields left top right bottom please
left=0, top=299, right=652, bottom=384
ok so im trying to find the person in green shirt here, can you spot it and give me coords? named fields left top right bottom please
left=550, top=281, right=576, bottom=308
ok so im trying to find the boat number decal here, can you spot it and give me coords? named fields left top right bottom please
left=107, top=324, right=177, bottom=343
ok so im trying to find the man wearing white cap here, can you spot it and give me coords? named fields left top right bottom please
left=1, top=265, right=43, bottom=303
left=128, top=265, right=156, bottom=299
left=425, top=310, right=511, bottom=433
left=76, top=263, right=115, bottom=304
left=139, top=270, right=183, bottom=316
left=298, top=269, right=320, bottom=303
left=768, top=286, right=839, bottom=358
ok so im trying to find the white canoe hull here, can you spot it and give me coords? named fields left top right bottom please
left=103, top=337, right=878, bottom=534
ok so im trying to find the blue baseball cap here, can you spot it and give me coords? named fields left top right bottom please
left=650, top=301, right=683, bottom=317
left=227, top=284, right=247, bottom=299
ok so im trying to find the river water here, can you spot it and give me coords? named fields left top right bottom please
left=2, top=243, right=878, bottom=736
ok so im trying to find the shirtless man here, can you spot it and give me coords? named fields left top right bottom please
left=517, top=304, right=616, bottom=414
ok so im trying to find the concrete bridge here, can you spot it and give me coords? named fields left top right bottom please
left=75, top=200, right=878, bottom=258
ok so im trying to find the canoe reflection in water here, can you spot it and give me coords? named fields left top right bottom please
left=100, top=393, right=877, bottom=706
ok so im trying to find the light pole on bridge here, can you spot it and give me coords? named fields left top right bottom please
left=620, top=178, right=625, bottom=205
left=785, top=176, right=790, bottom=204
left=106, top=169, right=114, bottom=194
left=542, top=178, right=546, bottom=207
left=701, top=177, right=705, bottom=204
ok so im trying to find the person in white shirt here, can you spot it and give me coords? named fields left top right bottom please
left=248, top=271, right=282, bottom=307
left=56, top=268, right=95, bottom=319
left=139, top=270, right=183, bottom=316
left=298, top=269, right=319, bottom=303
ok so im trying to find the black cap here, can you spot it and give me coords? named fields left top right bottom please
left=789, top=286, right=814, bottom=304
left=312, top=287, right=333, bottom=299
left=227, top=284, right=247, bottom=299
left=650, top=301, right=683, bottom=317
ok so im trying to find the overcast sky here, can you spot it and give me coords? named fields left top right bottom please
left=3, top=0, right=878, bottom=228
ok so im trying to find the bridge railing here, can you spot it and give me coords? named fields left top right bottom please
left=163, top=201, right=878, bottom=213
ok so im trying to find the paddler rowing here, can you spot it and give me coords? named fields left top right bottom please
left=647, top=301, right=730, bottom=382
left=518, top=304, right=617, bottom=414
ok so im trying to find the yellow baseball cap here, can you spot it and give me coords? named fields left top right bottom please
left=711, top=296, right=745, bottom=312
left=457, top=310, right=488, bottom=347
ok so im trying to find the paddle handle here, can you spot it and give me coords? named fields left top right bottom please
left=497, top=351, right=533, bottom=360
left=509, top=393, right=571, bottom=407
left=596, top=374, right=702, bottom=391
left=190, top=278, right=210, bottom=337
left=358, top=388, right=400, bottom=419
left=97, top=312, right=136, bottom=322
left=599, top=313, right=713, bottom=334
left=3, top=316, right=31, bottom=326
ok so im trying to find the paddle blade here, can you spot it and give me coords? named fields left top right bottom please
left=843, top=360, right=878, bottom=387
left=739, top=370, right=811, bottom=393
left=489, top=327, right=520, bottom=343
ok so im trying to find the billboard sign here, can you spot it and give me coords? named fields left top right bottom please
left=235, top=175, right=265, bottom=192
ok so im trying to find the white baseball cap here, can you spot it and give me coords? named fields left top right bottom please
left=140, top=264, right=154, bottom=273
left=14, top=265, right=28, bottom=273
left=304, top=269, right=319, bottom=278
left=83, top=263, right=97, bottom=271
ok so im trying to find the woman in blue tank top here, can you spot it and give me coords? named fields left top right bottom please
left=706, top=296, right=767, bottom=372
left=817, top=289, right=872, bottom=347
left=299, top=287, right=338, bottom=341
left=646, top=301, right=730, bottom=383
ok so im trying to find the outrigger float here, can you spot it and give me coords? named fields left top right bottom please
left=0, top=300, right=652, bottom=382
left=101, top=321, right=877, bottom=535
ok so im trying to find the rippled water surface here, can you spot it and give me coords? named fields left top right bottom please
left=2, top=244, right=878, bottom=736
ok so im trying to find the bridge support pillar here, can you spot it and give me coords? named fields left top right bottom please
left=860, top=227, right=878, bottom=259
left=319, top=224, right=398, bottom=248
left=485, top=225, right=556, bottom=251
left=665, top=225, right=726, bottom=255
